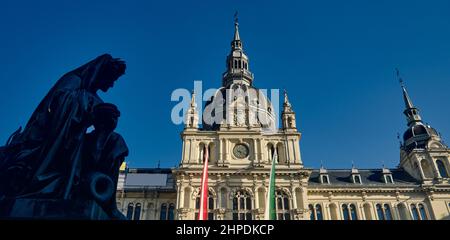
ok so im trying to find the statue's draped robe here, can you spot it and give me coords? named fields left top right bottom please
left=82, top=131, right=129, bottom=219
left=0, top=54, right=115, bottom=199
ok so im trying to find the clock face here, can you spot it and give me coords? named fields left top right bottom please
left=233, top=144, right=249, bottom=159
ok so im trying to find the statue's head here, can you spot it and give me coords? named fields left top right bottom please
left=92, top=103, right=120, bottom=132
left=97, top=58, right=126, bottom=92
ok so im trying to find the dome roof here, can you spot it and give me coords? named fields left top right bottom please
left=402, top=123, right=439, bottom=151
left=202, top=83, right=276, bottom=131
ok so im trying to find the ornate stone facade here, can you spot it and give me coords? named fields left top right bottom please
left=116, top=19, right=450, bottom=220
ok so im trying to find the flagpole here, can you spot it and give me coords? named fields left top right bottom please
left=264, top=149, right=277, bottom=220
left=198, top=145, right=209, bottom=220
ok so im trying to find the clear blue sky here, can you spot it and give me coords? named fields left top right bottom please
left=1, top=0, right=449, bottom=169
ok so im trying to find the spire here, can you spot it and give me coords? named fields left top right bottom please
left=396, top=69, right=422, bottom=126
left=401, top=84, right=414, bottom=109
left=222, top=13, right=253, bottom=87
left=231, top=11, right=242, bottom=50
left=282, top=89, right=296, bottom=130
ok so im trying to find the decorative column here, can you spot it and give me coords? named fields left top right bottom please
left=252, top=139, right=258, bottom=166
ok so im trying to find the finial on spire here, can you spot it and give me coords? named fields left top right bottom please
left=396, top=68, right=404, bottom=87
left=232, top=11, right=241, bottom=42
left=396, top=69, right=414, bottom=110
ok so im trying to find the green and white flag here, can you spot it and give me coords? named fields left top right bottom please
left=264, top=149, right=277, bottom=220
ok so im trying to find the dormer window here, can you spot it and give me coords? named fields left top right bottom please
left=321, top=175, right=330, bottom=184
left=382, top=168, right=394, bottom=184
left=384, top=174, right=394, bottom=184
left=353, top=175, right=362, bottom=184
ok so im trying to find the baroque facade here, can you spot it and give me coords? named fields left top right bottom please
left=116, top=19, right=450, bottom=220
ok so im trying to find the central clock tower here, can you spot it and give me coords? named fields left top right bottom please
left=173, top=17, right=311, bottom=220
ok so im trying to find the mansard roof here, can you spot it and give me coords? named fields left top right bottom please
left=122, top=167, right=176, bottom=192
left=309, top=168, right=420, bottom=186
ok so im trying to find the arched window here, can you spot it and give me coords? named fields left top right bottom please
left=160, top=203, right=167, bottom=220
left=418, top=204, right=427, bottom=220
left=376, top=204, right=384, bottom=220
left=321, top=175, right=329, bottom=184
left=267, top=144, right=275, bottom=161
left=384, top=204, right=392, bottom=220
left=342, top=204, right=350, bottom=220
left=385, top=175, right=394, bottom=184
left=207, top=145, right=212, bottom=163
left=276, top=143, right=285, bottom=164
left=275, top=190, right=291, bottom=220
left=350, top=204, right=358, bottom=220
left=126, top=203, right=134, bottom=220
left=234, top=60, right=237, bottom=68
left=133, top=203, right=141, bottom=220
left=436, top=160, right=449, bottom=178
left=195, top=191, right=215, bottom=220
left=208, top=195, right=215, bottom=220
left=411, top=204, right=419, bottom=220
left=232, top=190, right=252, bottom=220
left=316, top=204, right=323, bottom=220
left=309, top=204, right=315, bottom=220
left=168, top=203, right=175, bottom=220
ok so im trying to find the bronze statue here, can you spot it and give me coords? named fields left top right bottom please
left=79, top=103, right=128, bottom=219
left=0, top=54, right=128, bottom=219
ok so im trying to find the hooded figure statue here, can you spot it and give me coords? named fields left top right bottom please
left=0, top=54, right=126, bottom=202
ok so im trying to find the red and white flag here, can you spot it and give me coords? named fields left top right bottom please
left=197, top=145, right=209, bottom=220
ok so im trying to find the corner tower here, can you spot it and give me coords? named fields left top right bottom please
left=397, top=76, right=450, bottom=183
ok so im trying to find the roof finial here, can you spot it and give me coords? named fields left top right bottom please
left=396, top=68, right=404, bottom=87
left=234, top=11, right=239, bottom=26
left=396, top=68, right=414, bottom=110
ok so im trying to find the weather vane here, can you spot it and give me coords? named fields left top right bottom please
left=234, top=11, right=239, bottom=25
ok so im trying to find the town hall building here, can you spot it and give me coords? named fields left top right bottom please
left=115, top=18, right=450, bottom=220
